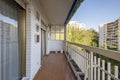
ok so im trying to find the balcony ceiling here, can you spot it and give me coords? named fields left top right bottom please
left=39, top=0, right=75, bottom=25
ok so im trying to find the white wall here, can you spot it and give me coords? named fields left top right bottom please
left=0, top=20, right=1, bottom=80
left=26, top=1, right=49, bottom=80
left=25, top=0, right=64, bottom=79
left=30, top=3, right=41, bottom=79
left=99, top=24, right=107, bottom=48
left=47, top=40, right=64, bottom=54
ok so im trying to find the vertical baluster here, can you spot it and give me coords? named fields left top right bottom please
left=90, top=52, right=93, bottom=80
left=107, top=62, right=111, bottom=80
left=81, top=51, right=83, bottom=71
left=85, top=52, right=89, bottom=80
left=98, top=58, right=101, bottom=80
left=88, top=53, right=91, bottom=80
left=80, top=51, right=81, bottom=69
left=102, top=60, right=105, bottom=80
left=94, top=56, right=96, bottom=80
left=114, top=66, right=118, bottom=79
left=66, top=43, right=67, bottom=51
left=84, top=52, right=87, bottom=79
left=84, top=52, right=86, bottom=74
left=66, top=42, right=68, bottom=52
left=82, top=51, right=84, bottom=73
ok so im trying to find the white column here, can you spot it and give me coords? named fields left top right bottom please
left=26, top=1, right=32, bottom=78
left=64, top=25, right=66, bottom=41
left=64, top=25, right=66, bottom=52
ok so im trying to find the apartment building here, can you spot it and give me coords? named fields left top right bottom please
left=99, top=24, right=107, bottom=48
left=99, top=17, right=120, bottom=50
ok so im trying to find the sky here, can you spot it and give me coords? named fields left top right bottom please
left=71, top=0, right=120, bottom=31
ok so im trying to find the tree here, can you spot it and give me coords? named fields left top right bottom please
left=66, top=24, right=98, bottom=47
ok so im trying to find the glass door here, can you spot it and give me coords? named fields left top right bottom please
left=0, top=0, right=26, bottom=80
left=41, top=29, right=46, bottom=59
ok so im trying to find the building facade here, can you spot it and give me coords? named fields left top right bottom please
left=99, top=17, right=120, bottom=50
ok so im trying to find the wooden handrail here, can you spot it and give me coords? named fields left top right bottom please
left=66, top=41, right=120, bottom=62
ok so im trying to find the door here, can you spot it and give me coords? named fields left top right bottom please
left=0, top=0, right=26, bottom=80
left=41, top=29, right=46, bottom=59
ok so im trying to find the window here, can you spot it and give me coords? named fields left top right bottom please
left=50, top=26, right=64, bottom=40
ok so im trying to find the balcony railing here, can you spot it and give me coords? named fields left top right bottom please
left=65, top=41, right=120, bottom=80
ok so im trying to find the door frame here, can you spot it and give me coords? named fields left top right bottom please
left=41, top=28, right=46, bottom=60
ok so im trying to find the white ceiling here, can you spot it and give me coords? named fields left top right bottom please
left=39, top=0, right=74, bottom=25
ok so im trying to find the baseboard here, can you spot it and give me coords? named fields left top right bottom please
left=21, top=77, right=29, bottom=80
left=33, top=65, right=41, bottom=80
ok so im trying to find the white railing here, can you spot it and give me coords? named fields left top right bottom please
left=65, top=41, right=120, bottom=80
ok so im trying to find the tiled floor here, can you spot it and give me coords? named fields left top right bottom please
left=33, top=53, right=77, bottom=80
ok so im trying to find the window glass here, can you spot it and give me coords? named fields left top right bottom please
left=50, top=26, right=64, bottom=40
left=56, top=26, right=60, bottom=33
left=51, top=26, right=56, bottom=32
left=56, top=32, right=60, bottom=40
left=60, top=32, right=64, bottom=40
left=51, top=32, right=56, bottom=40
left=60, top=27, right=64, bottom=32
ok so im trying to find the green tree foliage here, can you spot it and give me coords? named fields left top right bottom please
left=66, top=24, right=98, bottom=47
left=101, top=43, right=107, bottom=49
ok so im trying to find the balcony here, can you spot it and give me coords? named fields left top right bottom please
left=33, top=41, right=120, bottom=80
left=65, top=41, right=120, bottom=80
left=0, top=0, right=120, bottom=80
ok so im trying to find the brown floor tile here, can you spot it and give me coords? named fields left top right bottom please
left=33, top=53, right=77, bottom=80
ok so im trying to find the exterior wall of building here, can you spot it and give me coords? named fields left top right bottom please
left=99, top=17, right=120, bottom=50
left=118, top=18, right=120, bottom=50
left=48, top=40, right=64, bottom=53
left=25, top=0, right=65, bottom=79
left=99, top=24, right=107, bottom=48
left=107, top=21, right=118, bottom=49
left=25, top=0, right=49, bottom=80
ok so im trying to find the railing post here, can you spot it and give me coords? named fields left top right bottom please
left=107, top=62, right=111, bottom=80
left=98, top=58, right=101, bottom=80
left=66, top=42, right=68, bottom=52
left=88, top=53, right=91, bottom=80
left=90, top=52, right=93, bottom=80
left=86, top=52, right=89, bottom=80
left=84, top=52, right=87, bottom=80
left=94, top=56, right=96, bottom=80
left=63, top=41, right=65, bottom=52
left=66, top=42, right=67, bottom=52
left=102, top=60, right=105, bottom=80
left=114, top=66, right=118, bottom=79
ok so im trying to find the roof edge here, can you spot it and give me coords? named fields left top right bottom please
left=64, top=0, right=83, bottom=25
